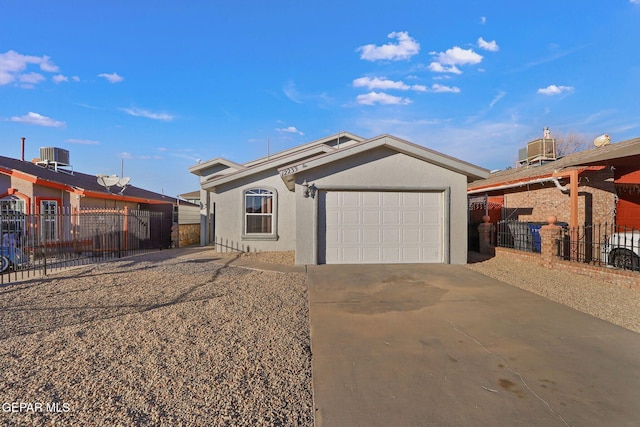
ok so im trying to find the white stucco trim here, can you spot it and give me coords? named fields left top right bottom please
left=242, top=131, right=365, bottom=168
left=279, top=135, right=489, bottom=190
left=202, top=145, right=337, bottom=191
left=188, top=158, right=245, bottom=176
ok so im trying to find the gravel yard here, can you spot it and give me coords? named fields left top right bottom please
left=3, top=246, right=638, bottom=425
left=0, top=248, right=313, bottom=426
left=466, top=253, right=640, bottom=333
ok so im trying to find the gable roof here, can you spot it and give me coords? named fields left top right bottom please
left=0, top=155, right=175, bottom=204
left=279, top=134, right=490, bottom=189
left=195, top=132, right=367, bottom=191
left=468, top=136, right=640, bottom=193
left=242, top=131, right=365, bottom=168
left=188, top=157, right=245, bottom=177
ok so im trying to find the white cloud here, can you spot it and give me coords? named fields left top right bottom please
left=9, top=112, right=65, bottom=128
left=18, top=72, right=45, bottom=87
left=353, top=76, right=429, bottom=92
left=72, top=76, right=80, bottom=82
left=66, top=138, right=100, bottom=145
left=431, top=46, right=483, bottom=66
left=631, top=0, right=640, bottom=4
left=354, top=76, right=409, bottom=90
left=428, top=62, right=462, bottom=75
left=53, top=74, right=68, bottom=84
left=480, top=16, right=487, bottom=24
left=283, top=81, right=303, bottom=104
left=357, top=31, right=420, bottom=61
left=121, top=107, right=174, bottom=121
left=276, top=126, right=304, bottom=135
left=478, top=37, right=499, bottom=52
left=0, top=50, right=59, bottom=86
left=356, top=92, right=412, bottom=105
left=98, top=72, right=124, bottom=83
left=39, top=56, right=59, bottom=72
left=489, top=90, right=507, bottom=107
left=428, top=46, right=483, bottom=75
left=431, top=84, right=461, bottom=93
left=537, top=85, right=574, bottom=95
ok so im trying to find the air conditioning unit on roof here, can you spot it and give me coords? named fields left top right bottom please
left=40, top=147, right=70, bottom=166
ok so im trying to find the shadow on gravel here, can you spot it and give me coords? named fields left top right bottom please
left=467, top=251, right=495, bottom=264
left=0, top=251, right=244, bottom=341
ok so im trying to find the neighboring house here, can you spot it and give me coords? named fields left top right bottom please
left=179, top=190, right=201, bottom=207
left=0, top=148, right=177, bottom=247
left=467, top=135, right=640, bottom=229
left=175, top=192, right=201, bottom=247
left=189, top=132, right=489, bottom=265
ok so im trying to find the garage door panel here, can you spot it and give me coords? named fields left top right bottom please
left=362, top=230, right=380, bottom=244
left=341, top=229, right=361, bottom=244
left=402, top=228, right=420, bottom=243
left=341, top=192, right=361, bottom=207
left=382, top=210, right=401, bottom=225
left=362, top=192, right=381, bottom=206
left=363, top=247, right=382, bottom=262
left=362, top=210, right=380, bottom=225
left=341, top=210, right=361, bottom=225
left=402, top=247, right=422, bottom=263
left=382, top=192, right=401, bottom=205
left=383, top=228, right=400, bottom=243
left=322, top=191, right=444, bottom=264
left=342, top=247, right=360, bottom=262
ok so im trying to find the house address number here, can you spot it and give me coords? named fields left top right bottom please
left=280, top=166, right=298, bottom=176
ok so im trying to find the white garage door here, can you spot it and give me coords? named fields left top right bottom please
left=320, top=191, right=444, bottom=264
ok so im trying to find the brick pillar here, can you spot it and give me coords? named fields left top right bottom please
left=477, top=215, right=495, bottom=256
left=540, top=215, right=562, bottom=268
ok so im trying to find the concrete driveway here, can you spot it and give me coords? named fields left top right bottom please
left=307, top=264, right=640, bottom=427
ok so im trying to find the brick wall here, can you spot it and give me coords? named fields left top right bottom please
left=494, top=247, right=640, bottom=289
left=503, top=169, right=617, bottom=225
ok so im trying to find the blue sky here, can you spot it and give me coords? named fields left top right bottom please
left=2, top=0, right=640, bottom=197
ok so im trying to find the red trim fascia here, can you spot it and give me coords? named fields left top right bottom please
left=78, top=189, right=172, bottom=205
left=0, top=166, right=79, bottom=193
left=468, top=172, right=555, bottom=193
left=468, top=167, right=591, bottom=193
left=0, top=166, right=38, bottom=184
left=1, top=166, right=170, bottom=205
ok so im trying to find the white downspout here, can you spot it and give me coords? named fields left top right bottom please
left=468, top=176, right=569, bottom=195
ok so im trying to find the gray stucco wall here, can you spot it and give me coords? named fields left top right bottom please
left=294, top=147, right=469, bottom=265
left=204, top=147, right=469, bottom=264
left=207, top=170, right=296, bottom=252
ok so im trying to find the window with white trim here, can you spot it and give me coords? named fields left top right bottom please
left=40, top=200, right=58, bottom=241
left=244, top=188, right=275, bottom=235
left=0, top=196, right=25, bottom=235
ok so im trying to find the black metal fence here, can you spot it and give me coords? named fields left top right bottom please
left=495, top=220, right=550, bottom=253
left=557, top=223, right=639, bottom=272
left=1, top=207, right=168, bottom=284
left=494, top=220, right=640, bottom=273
